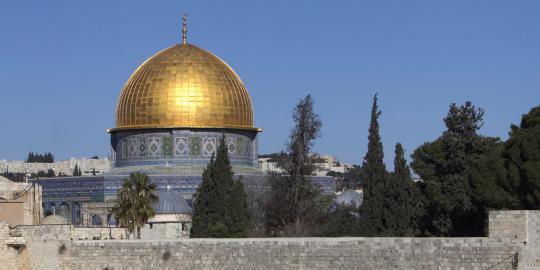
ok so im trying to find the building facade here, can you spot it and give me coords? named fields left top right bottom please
left=31, top=20, right=335, bottom=232
left=0, top=176, right=42, bottom=225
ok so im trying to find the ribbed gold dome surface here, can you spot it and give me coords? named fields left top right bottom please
left=113, top=43, right=255, bottom=131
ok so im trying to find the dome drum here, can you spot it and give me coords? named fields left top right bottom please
left=110, top=128, right=258, bottom=169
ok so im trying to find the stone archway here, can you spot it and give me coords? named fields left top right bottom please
left=44, top=202, right=56, bottom=216
left=91, top=214, right=103, bottom=226
left=58, top=203, right=70, bottom=221
left=72, top=203, right=81, bottom=225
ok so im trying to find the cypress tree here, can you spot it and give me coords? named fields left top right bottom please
left=359, top=94, right=390, bottom=236
left=228, top=177, right=251, bottom=237
left=387, top=143, right=416, bottom=236
left=191, top=135, right=250, bottom=237
left=73, top=164, right=81, bottom=176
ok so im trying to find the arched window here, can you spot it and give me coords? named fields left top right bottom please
left=58, top=203, right=69, bottom=219
left=91, top=214, right=103, bottom=226
left=72, top=203, right=81, bottom=225
left=45, top=203, right=55, bottom=216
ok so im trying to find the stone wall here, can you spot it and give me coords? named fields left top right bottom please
left=0, top=222, right=128, bottom=270
left=519, top=211, right=540, bottom=269
left=0, top=222, right=19, bottom=270
left=489, top=210, right=529, bottom=241
left=4, top=211, right=540, bottom=269
left=15, top=224, right=127, bottom=240
left=58, top=237, right=522, bottom=270
left=0, top=179, right=43, bottom=226
left=0, top=157, right=110, bottom=176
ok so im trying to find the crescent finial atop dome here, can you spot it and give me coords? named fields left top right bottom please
left=182, top=13, right=188, bottom=44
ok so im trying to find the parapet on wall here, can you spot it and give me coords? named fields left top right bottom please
left=3, top=210, right=540, bottom=270
left=16, top=224, right=127, bottom=240
left=0, top=223, right=129, bottom=269
left=489, top=210, right=528, bottom=241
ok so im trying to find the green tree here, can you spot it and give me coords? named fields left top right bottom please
left=190, top=135, right=250, bottom=238
left=73, top=164, right=82, bottom=176
left=465, top=142, right=521, bottom=235
left=359, top=94, right=390, bottom=236
left=412, top=101, right=501, bottom=236
left=343, top=165, right=362, bottom=190
left=1, top=170, right=26, bottom=182
left=45, top=169, right=55, bottom=178
left=264, top=94, right=323, bottom=236
left=505, top=105, right=540, bottom=209
left=386, top=143, right=417, bottom=236
left=26, top=152, right=54, bottom=163
left=111, top=172, right=159, bottom=239
left=321, top=204, right=360, bottom=237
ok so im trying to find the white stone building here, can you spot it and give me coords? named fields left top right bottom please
left=258, top=155, right=352, bottom=176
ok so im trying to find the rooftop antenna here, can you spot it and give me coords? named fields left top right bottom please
left=182, top=13, right=188, bottom=44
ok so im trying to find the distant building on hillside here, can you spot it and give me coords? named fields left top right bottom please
left=258, top=154, right=352, bottom=176
left=0, top=157, right=111, bottom=177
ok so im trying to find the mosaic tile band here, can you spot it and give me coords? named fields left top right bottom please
left=111, top=128, right=258, bottom=168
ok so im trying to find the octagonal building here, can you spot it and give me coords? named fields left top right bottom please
left=34, top=21, right=335, bottom=229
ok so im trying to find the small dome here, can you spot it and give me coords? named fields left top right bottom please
left=154, top=189, right=192, bottom=214
left=42, top=214, right=68, bottom=225
left=335, top=190, right=363, bottom=207
left=112, top=43, right=256, bottom=132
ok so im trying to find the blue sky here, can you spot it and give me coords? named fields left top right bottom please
left=0, top=1, right=538, bottom=168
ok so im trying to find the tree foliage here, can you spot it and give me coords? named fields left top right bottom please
left=385, top=143, right=418, bottom=236
left=26, top=152, right=54, bottom=163
left=412, top=102, right=506, bottom=236
left=359, top=94, right=391, bottom=236
left=190, top=135, right=250, bottom=238
left=0, top=171, right=26, bottom=182
left=321, top=204, right=360, bottom=236
left=30, top=169, right=56, bottom=178
left=73, top=164, right=82, bottom=176
left=343, top=165, right=363, bottom=190
left=111, top=172, right=158, bottom=239
left=505, top=105, right=540, bottom=209
left=264, top=94, right=325, bottom=236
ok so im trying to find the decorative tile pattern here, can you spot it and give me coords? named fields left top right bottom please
left=148, top=138, right=162, bottom=157
left=139, top=139, right=147, bottom=157
left=190, top=137, right=201, bottom=157
left=236, top=138, right=244, bottom=158
left=203, top=137, right=217, bottom=157
left=174, top=137, right=188, bottom=157
left=122, top=139, right=128, bottom=158
left=163, top=137, right=173, bottom=157
left=128, top=139, right=138, bottom=157
left=114, top=130, right=258, bottom=167
left=244, top=139, right=251, bottom=158
left=227, top=138, right=236, bottom=158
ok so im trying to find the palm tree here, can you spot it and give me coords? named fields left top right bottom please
left=111, top=172, right=159, bottom=239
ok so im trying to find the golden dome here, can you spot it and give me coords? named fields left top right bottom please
left=111, top=43, right=257, bottom=132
